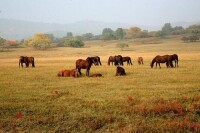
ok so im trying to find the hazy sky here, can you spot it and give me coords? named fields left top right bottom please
left=0, top=0, right=200, bottom=26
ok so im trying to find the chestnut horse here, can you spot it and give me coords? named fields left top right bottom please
left=57, top=69, right=79, bottom=77
left=138, top=57, right=144, bottom=65
left=150, top=55, right=173, bottom=68
left=19, top=56, right=35, bottom=68
left=108, top=55, right=123, bottom=66
left=122, top=56, right=132, bottom=65
left=76, top=57, right=98, bottom=76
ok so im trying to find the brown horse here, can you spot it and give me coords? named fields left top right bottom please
left=116, top=66, right=126, bottom=76
left=150, top=55, right=174, bottom=68
left=88, top=56, right=102, bottom=66
left=138, top=57, right=144, bottom=65
left=122, top=56, right=132, bottom=65
left=19, top=56, right=35, bottom=68
left=57, top=69, right=79, bottom=77
left=76, top=57, right=98, bottom=76
left=108, top=55, right=123, bottom=66
left=89, top=73, right=102, bottom=77
left=166, top=54, right=179, bottom=67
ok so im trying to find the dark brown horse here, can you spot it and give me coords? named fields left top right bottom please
left=116, top=66, right=126, bottom=76
left=150, top=55, right=173, bottom=68
left=76, top=57, right=98, bottom=76
left=138, top=57, right=144, bottom=65
left=122, top=56, right=132, bottom=65
left=108, top=55, right=123, bottom=66
left=166, top=54, right=179, bottom=67
left=19, top=56, right=35, bottom=68
left=88, top=56, right=102, bottom=66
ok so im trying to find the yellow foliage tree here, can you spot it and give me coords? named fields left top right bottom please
left=26, top=33, right=52, bottom=50
left=125, top=27, right=142, bottom=38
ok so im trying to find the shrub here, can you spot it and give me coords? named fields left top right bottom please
left=64, top=38, right=84, bottom=48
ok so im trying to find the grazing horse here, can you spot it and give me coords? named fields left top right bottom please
left=116, top=66, right=126, bottom=76
left=122, top=56, right=132, bottom=65
left=57, top=69, right=79, bottom=77
left=88, top=56, right=102, bottom=66
left=76, top=57, right=98, bottom=76
left=108, top=55, right=123, bottom=66
left=19, top=56, right=35, bottom=68
left=166, top=54, right=179, bottom=67
left=171, top=54, right=178, bottom=67
left=150, top=55, right=174, bottom=68
left=138, top=57, right=144, bottom=65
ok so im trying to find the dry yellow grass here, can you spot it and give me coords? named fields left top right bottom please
left=0, top=37, right=200, bottom=132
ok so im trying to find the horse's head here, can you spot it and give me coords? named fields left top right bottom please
left=150, top=62, right=154, bottom=68
left=87, top=57, right=98, bottom=66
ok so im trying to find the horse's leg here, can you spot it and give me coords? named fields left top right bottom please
left=78, top=68, right=82, bottom=76
left=159, top=63, right=161, bottom=69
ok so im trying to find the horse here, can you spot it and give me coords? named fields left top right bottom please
left=19, top=56, right=35, bottom=68
left=166, top=54, right=179, bottom=67
left=57, top=69, right=79, bottom=77
left=88, top=56, right=102, bottom=66
left=76, top=57, right=98, bottom=76
left=116, top=66, right=126, bottom=76
left=150, top=55, right=174, bottom=68
left=108, top=55, right=123, bottom=66
left=89, top=73, right=102, bottom=77
left=122, top=56, right=132, bottom=65
left=138, top=57, right=144, bottom=65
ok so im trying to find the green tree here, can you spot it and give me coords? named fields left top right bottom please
left=67, top=32, right=73, bottom=38
left=0, top=36, right=6, bottom=46
left=64, top=38, right=84, bottom=48
left=161, top=23, right=173, bottom=35
left=115, top=28, right=125, bottom=40
left=102, top=28, right=116, bottom=40
left=26, top=33, right=52, bottom=50
left=82, top=33, right=94, bottom=40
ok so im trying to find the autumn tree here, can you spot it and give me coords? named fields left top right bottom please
left=125, top=26, right=141, bottom=38
left=26, top=33, right=52, bottom=50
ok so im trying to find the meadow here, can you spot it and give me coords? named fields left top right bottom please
left=0, top=36, right=200, bottom=132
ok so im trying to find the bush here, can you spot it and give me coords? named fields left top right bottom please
left=64, top=38, right=84, bottom=48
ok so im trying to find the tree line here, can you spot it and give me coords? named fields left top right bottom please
left=0, top=23, right=200, bottom=50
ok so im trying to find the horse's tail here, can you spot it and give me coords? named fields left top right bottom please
left=108, top=58, right=110, bottom=66
left=129, top=58, right=133, bottom=65
left=19, top=60, right=21, bottom=68
left=32, top=58, right=35, bottom=67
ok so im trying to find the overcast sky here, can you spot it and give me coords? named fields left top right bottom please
left=0, top=0, right=200, bottom=26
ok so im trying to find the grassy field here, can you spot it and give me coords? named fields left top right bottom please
left=0, top=37, right=200, bottom=132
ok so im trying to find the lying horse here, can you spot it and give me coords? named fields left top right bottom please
left=108, top=55, right=123, bottom=66
left=88, top=56, right=102, bottom=66
left=76, top=57, right=98, bottom=76
left=122, top=56, right=132, bottom=65
left=57, top=69, right=79, bottom=77
left=138, top=57, right=144, bottom=65
left=150, top=55, right=173, bottom=68
left=19, top=56, right=35, bottom=68
left=89, top=73, right=102, bottom=77
left=116, top=66, right=126, bottom=76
